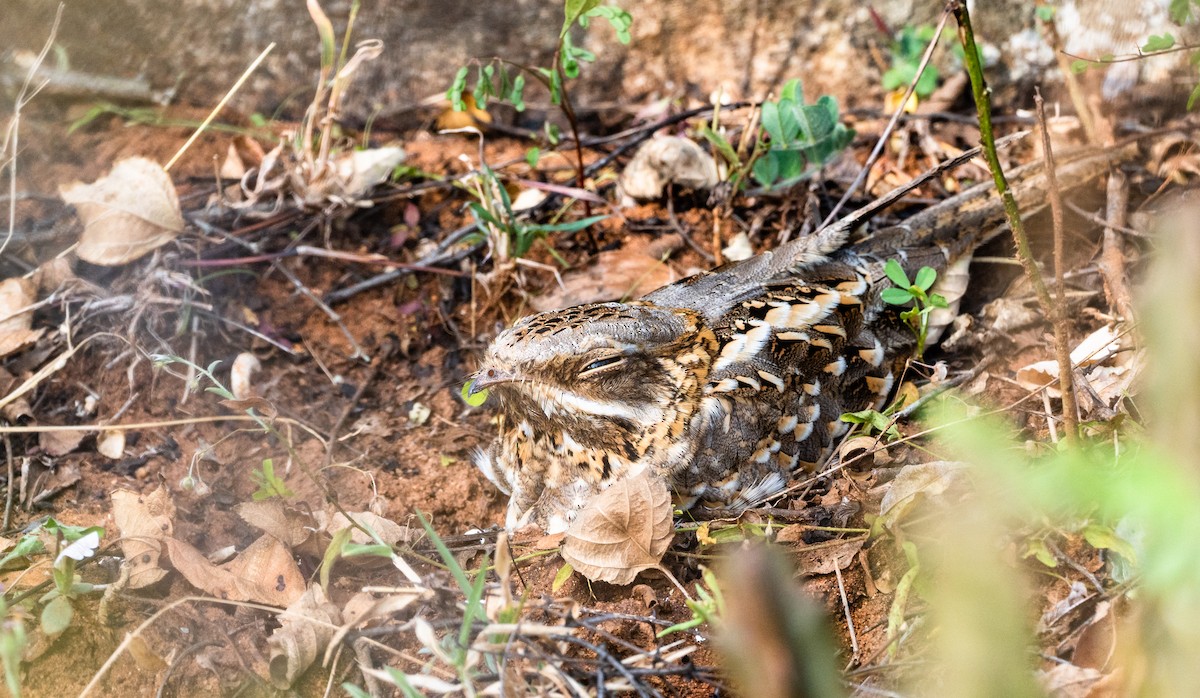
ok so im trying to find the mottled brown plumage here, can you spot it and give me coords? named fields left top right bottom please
left=470, top=147, right=1128, bottom=532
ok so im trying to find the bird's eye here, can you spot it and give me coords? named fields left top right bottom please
left=580, top=356, right=623, bottom=375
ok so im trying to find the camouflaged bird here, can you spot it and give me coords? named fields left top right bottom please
left=470, top=146, right=1128, bottom=533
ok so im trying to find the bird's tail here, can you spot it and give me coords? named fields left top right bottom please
left=851, top=142, right=1138, bottom=269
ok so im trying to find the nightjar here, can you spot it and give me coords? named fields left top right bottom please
left=470, top=147, right=1126, bottom=533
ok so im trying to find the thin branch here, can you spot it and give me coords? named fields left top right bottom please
left=1034, top=89, right=1079, bottom=448
left=820, top=5, right=954, bottom=227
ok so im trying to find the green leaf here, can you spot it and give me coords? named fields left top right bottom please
left=447, top=66, right=469, bottom=112
left=699, top=125, right=738, bottom=164
left=585, top=6, right=633, bottom=44
left=1083, top=522, right=1138, bottom=564
left=914, top=266, right=937, bottom=292
left=552, top=561, right=574, bottom=593
left=1022, top=536, right=1058, bottom=568
left=886, top=541, right=920, bottom=659
left=251, top=458, right=294, bottom=501
left=778, top=78, right=802, bottom=103
left=1188, top=81, right=1200, bottom=111
left=525, top=146, right=541, bottom=169
left=759, top=99, right=784, bottom=143
left=884, top=259, right=911, bottom=288
left=1035, top=5, right=1055, bottom=22
left=461, top=380, right=488, bottom=407
left=320, top=527, right=352, bottom=591
left=415, top=510, right=472, bottom=594
left=1142, top=33, right=1176, bottom=52
left=306, top=0, right=337, bottom=71
left=1170, top=0, right=1193, bottom=24
left=40, top=596, right=73, bottom=636
left=928, top=292, right=949, bottom=309
left=341, top=543, right=394, bottom=558
left=881, top=287, right=915, bottom=305
left=563, top=0, right=602, bottom=36
left=383, top=668, right=424, bottom=698
left=1071, top=59, right=1091, bottom=74
left=510, top=73, right=526, bottom=111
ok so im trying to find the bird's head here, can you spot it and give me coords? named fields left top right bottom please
left=469, top=301, right=716, bottom=442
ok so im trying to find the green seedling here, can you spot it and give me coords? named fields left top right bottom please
left=462, top=160, right=607, bottom=259
left=250, top=458, right=294, bottom=500
left=448, top=0, right=632, bottom=188
left=37, top=519, right=104, bottom=637
left=751, top=79, right=855, bottom=190
left=657, top=567, right=725, bottom=638
left=881, top=259, right=948, bottom=358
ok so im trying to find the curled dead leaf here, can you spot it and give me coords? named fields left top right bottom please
left=165, top=534, right=305, bottom=606
left=60, top=157, right=184, bottom=266
left=111, top=486, right=175, bottom=589
left=560, top=470, right=674, bottom=585
left=317, top=510, right=412, bottom=546
left=618, top=136, right=720, bottom=202
left=267, top=584, right=341, bottom=689
left=230, top=352, right=261, bottom=400
left=38, top=429, right=87, bottom=457
left=96, top=429, right=125, bottom=460
left=237, top=499, right=314, bottom=548
left=878, top=461, right=970, bottom=528
left=0, top=277, right=43, bottom=359
left=334, top=146, right=406, bottom=198
left=775, top=527, right=866, bottom=576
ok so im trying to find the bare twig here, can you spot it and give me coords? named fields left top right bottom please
left=820, top=5, right=954, bottom=227
left=1037, top=15, right=1099, bottom=143
left=164, top=43, right=276, bottom=172
left=1097, top=170, right=1135, bottom=321
left=2, top=432, right=13, bottom=530
left=1035, top=89, right=1079, bottom=448
left=2, top=3, right=63, bottom=260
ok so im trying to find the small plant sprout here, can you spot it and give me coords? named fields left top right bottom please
left=881, top=259, right=948, bottom=358
left=39, top=520, right=104, bottom=637
left=448, top=1, right=632, bottom=187
left=701, top=78, right=855, bottom=193
left=657, top=567, right=725, bottom=638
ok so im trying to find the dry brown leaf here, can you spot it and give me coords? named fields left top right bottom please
left=267, top=584, right=341, bottom=689
left=878, top=461, right=969, bottom=527
left=126, top=634, right=169, bottom=672
left=775, top=529, right=866, bottom=576
left=38, top=429, right=87, bottom=456
left=1015, top=325, right=1124, bottom=397
left=27, top=461, right=80, bottom=506
left=219, top=135, right=267, bottom=179
left=96, top=429, right=125, bottom=459
left=61, top=157, right=184, bottom=266
left=0, top=277, right=44, bottom=359
left=618, top=136, right=719, bottom=202
left=0, top=367, right=32, bottom=423
left=237, top=499, right=314, bottom=548
left=165, top=534, right=305, bottom=606
left=230, top=352, right=261, bottom=400
left=317, top=510, right=412, bottom=547
left=111, top=486, right=175, bottom=589
left=530, top=240, right=676, bottom=312
left=0, top=279, right=42, bottom=356
left=334, top=146, right=406, bottom=198
left=1037, top=663, right=1106, bottom=698
left=560, top=470, right=674, bottom=585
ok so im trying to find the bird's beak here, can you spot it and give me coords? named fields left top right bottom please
left=468, top=366, right=519, bottom=395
